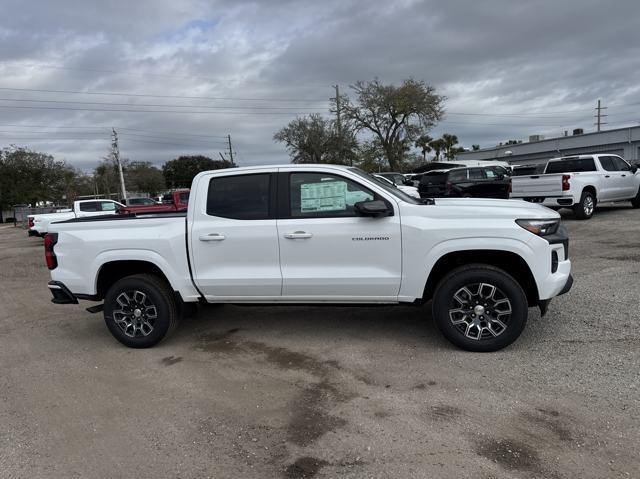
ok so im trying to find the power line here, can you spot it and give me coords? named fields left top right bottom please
left=0, top=86, right=328, bottom=103
left=0, top=97, right=327, bottom=111
left=0, top=104, right=321, bottom=115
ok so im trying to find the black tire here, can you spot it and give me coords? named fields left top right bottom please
left=432, top=264, right=528, bottom=352
left=631, top=188, right=640, bottom=208
left=104, top=274, right=179, bottom=348
left=573, top=190, right=596, bottom=220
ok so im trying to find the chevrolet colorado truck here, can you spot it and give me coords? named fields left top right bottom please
left=28, top=199, right=124, bottom=237
left=44, top=164, right=573, bottom=352
left=510, top=154, right=640, bottom=219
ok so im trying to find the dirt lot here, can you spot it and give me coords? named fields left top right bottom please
left=1, top=206, right=639, bottom=479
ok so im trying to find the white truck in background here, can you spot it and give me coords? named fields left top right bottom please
left=28, top=199, right=124, bottom=237
left=44, top=164, right=572, bottom=352
left=510, top=154, right=640, bottom=219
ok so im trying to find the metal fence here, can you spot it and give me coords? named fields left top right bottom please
left=11, top=205, right=71, bottom=228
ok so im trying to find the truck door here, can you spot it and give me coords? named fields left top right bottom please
left=610, top=156, right=637, bottom=198
left=190, top=171, right=281, bottom=299
left=276, top=169, right=402, bottom=301
left=598, top=156, right=623, bottom=201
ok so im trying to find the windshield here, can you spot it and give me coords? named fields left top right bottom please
left=349, top=168, right=421, bottom=204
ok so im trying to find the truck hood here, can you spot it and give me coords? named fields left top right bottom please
left=424, top=197, right=560, bottom=220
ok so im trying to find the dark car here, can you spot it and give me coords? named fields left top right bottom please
left=124, top=197, right=158, bottom=206
left=377, top=172, right=412, bottom=186
left=418, top=166, right=511, bottom=199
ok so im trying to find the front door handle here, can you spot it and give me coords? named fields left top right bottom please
left=604, top=175, right=610, bottom=178
left=199, top=233, right=226, bottom=241
left=621, top=174, right=627, bottom=177
left=284, top=231, right=313, bottom=239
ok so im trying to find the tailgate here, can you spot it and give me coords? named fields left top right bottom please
left=510, top=174, right=564, bottom=198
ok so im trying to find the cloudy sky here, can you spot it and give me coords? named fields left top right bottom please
left=0, top=0, right=639, bottom=171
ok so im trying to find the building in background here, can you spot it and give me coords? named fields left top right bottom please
left=456, top=126, right=640, bottom=166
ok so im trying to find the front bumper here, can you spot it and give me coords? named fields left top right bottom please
left=48, top=281, right=78, bottom=304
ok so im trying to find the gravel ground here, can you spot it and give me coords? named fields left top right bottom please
left=1, top=205, right=638, bottom=479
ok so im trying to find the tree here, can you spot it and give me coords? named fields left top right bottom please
left=415, top=135, right=433, bottom=161
left=441, top=133, right=464, bottom=161
left=472, top=144, right=481, bottom=151
left=274, top=113, right=357, bottom=165
left=125, top=161, right=165, bottom=195
left=162, top=155, right=233, bottom=188
left=429, top=138, right=445, bottom=161
left=341, top=79, right=445, bottom=170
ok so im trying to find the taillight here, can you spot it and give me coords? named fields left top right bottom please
left=446, top=181, right=453, bottom=194
left=44, top=233, right=58, bottom=270
left=562, top=175, right=571, bottom=191
left=28, top=217, right=34, bottom=228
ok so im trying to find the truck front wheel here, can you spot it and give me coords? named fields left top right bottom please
left=631, top=188, right=640, bottom=208
left=432, top=265, right=528, bottom=352
left=573, top=191, right=595, bottom=219
left=104, top=274, right=179, bottom=348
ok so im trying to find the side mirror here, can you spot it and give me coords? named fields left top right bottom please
left=355, top=200, right=391, bottom=217
left=497, top=174, right=505, bottom=180
left=403, top=179, right=413, bottom=186
left=631, top=165, right=638, bottom=174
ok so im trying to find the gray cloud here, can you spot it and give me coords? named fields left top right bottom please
left=0, top=0, right=639, bottom=170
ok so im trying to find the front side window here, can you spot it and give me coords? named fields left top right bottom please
left=611, top=156, right=631, bottom=171
left=207, top=174, right=271, bottom=220
left=179, top=192, right=190, bottom=203
left=598, top=157, right=616, bottom=171
left=100, top=201, right=117, bottom=211
left=290, top=173, right=374, bottom=218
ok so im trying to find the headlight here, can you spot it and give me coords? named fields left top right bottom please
left=516, top=219, right=560, bottom=236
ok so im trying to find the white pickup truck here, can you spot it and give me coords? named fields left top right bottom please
left=44, top=164, right=572, bottom=352
left=28, top=199, right=124, bottom=236
left=510, top=154, right=640, bottom=219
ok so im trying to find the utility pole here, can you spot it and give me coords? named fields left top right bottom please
left=594, top=99, right=607, bottom=132
left=227, top=134, right=235, bottom=166
left=111, top=128, right=127, bottom=202
left=333, top=84, right=349, bottom=166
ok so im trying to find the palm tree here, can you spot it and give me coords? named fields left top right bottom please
left=429, top=138, right=445, bottom=161
left=415, top=135, right=433, bottom=161
left=441, top=133, right=460, bottom=160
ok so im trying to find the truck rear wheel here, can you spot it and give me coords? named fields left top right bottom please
left=573, top=191, right=595, bottom=219
left=104, top=274, right=179, bottom=348
left=432, top=265, right=528, bottom=352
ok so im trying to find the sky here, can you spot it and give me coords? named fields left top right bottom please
left=0, top=0, right=639, bottom=171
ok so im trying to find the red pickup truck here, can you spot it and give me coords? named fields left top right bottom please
left=118, top=189, right=190, bottom=214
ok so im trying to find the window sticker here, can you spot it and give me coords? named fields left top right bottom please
left=300, top=181, right=347, bottom=212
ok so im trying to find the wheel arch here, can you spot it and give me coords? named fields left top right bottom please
left=422, top=250, right=539, bottom=306
left=96, top=260, right=176, bottom=301
left=582, top=184, right=597, bottom=199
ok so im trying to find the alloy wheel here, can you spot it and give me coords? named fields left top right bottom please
left=448, top=282, right=512, bottom=340
left=112, top=290, right=158, bottom=338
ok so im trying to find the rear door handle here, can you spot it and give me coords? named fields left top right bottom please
left=284, top=231, right=313, bottom=239
left=199, top=233, right=226, bottom=241
left=621, top=174, right=627, bottom=177
left=604, top=175, right=610, bottom=178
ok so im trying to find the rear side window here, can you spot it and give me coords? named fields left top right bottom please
left=207, top=174, right=271, bottom=220
left=468, top=168, right=485, bottom=180
left=179, top=192, right=190, bottom=203
left=448, top=170, right=467, bottom=182
left=546, top=158, right=596, bottom=173
left=79, top=201, right=99, bottom=212
left=421, top=172, right=447, bottom=184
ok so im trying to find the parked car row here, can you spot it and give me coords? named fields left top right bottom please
left=28, top=190, right=190, bottom=236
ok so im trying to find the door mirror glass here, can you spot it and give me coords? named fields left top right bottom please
left=355, top=200, right=390, bottom=217
left=631, top=165, right=638, bottom=174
